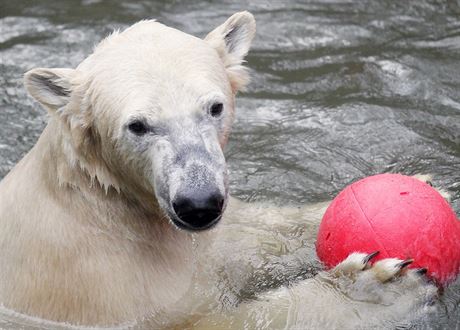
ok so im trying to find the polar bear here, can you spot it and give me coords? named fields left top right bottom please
left=0, top=11, right=439, bottom=329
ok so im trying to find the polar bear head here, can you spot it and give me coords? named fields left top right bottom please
left=23, top=12, right=256, bottom=231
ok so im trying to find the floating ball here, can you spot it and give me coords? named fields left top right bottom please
left=316, top=173, right=460, bottom=285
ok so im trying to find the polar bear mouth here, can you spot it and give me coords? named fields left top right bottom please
left=171, top=213, right=222, bottom=231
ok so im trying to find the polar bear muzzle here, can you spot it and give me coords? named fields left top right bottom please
left=152, top=130, right=229, bottom=231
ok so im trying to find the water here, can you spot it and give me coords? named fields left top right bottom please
left=0, top=0, right=459, bottom=329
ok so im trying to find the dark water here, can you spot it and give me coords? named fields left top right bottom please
left=0, top=0, right=459, bottom=329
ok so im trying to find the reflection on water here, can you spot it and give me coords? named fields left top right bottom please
left=0, top=0, right=459, bottom=329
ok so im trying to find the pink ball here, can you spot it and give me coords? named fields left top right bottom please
left=316, top=173, right=460, bottom=285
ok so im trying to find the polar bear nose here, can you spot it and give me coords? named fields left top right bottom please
left=172, top=190, right=225, bottom=231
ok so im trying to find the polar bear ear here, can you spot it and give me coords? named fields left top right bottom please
left=24, top=68, right=76, bottom=111
left=205, top=11, right=256, bottom=93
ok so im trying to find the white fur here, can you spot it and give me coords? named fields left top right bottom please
left=0, top=12, right=438, bottom=329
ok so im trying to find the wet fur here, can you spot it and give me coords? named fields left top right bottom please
left=0, top=12, right=440, bottom=329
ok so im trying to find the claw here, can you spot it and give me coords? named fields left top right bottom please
left=332, top=252, right=374, bottom=274
left=363, top=251, right=380, bottom=264
left=397, top=259, right=414, bottom=269
left=371, top=258, right=414, bottom=282
left=413, top=174, right=433, bottom=185
left=415, top=268, right=428, bottom=276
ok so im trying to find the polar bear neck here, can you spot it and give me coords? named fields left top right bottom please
left=0, top=117, right=215, bottom=325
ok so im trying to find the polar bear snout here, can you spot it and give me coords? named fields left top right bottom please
left=172, top=189, right=225, bottom=231
left=151, top=128, right=229, bottom=231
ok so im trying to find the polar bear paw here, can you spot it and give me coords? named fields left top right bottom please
left=332, top=251, right=425, bottom=281
left=326, top=252, right=438, bottom=306
left=412, top=173, right=451, bottom=202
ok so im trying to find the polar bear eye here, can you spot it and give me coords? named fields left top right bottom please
left=127, top=120, right=148, bottom=136
left=210, top=103, right=224, bottom=118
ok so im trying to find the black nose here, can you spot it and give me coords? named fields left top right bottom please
left=172, top=190, right=225, bottom=231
